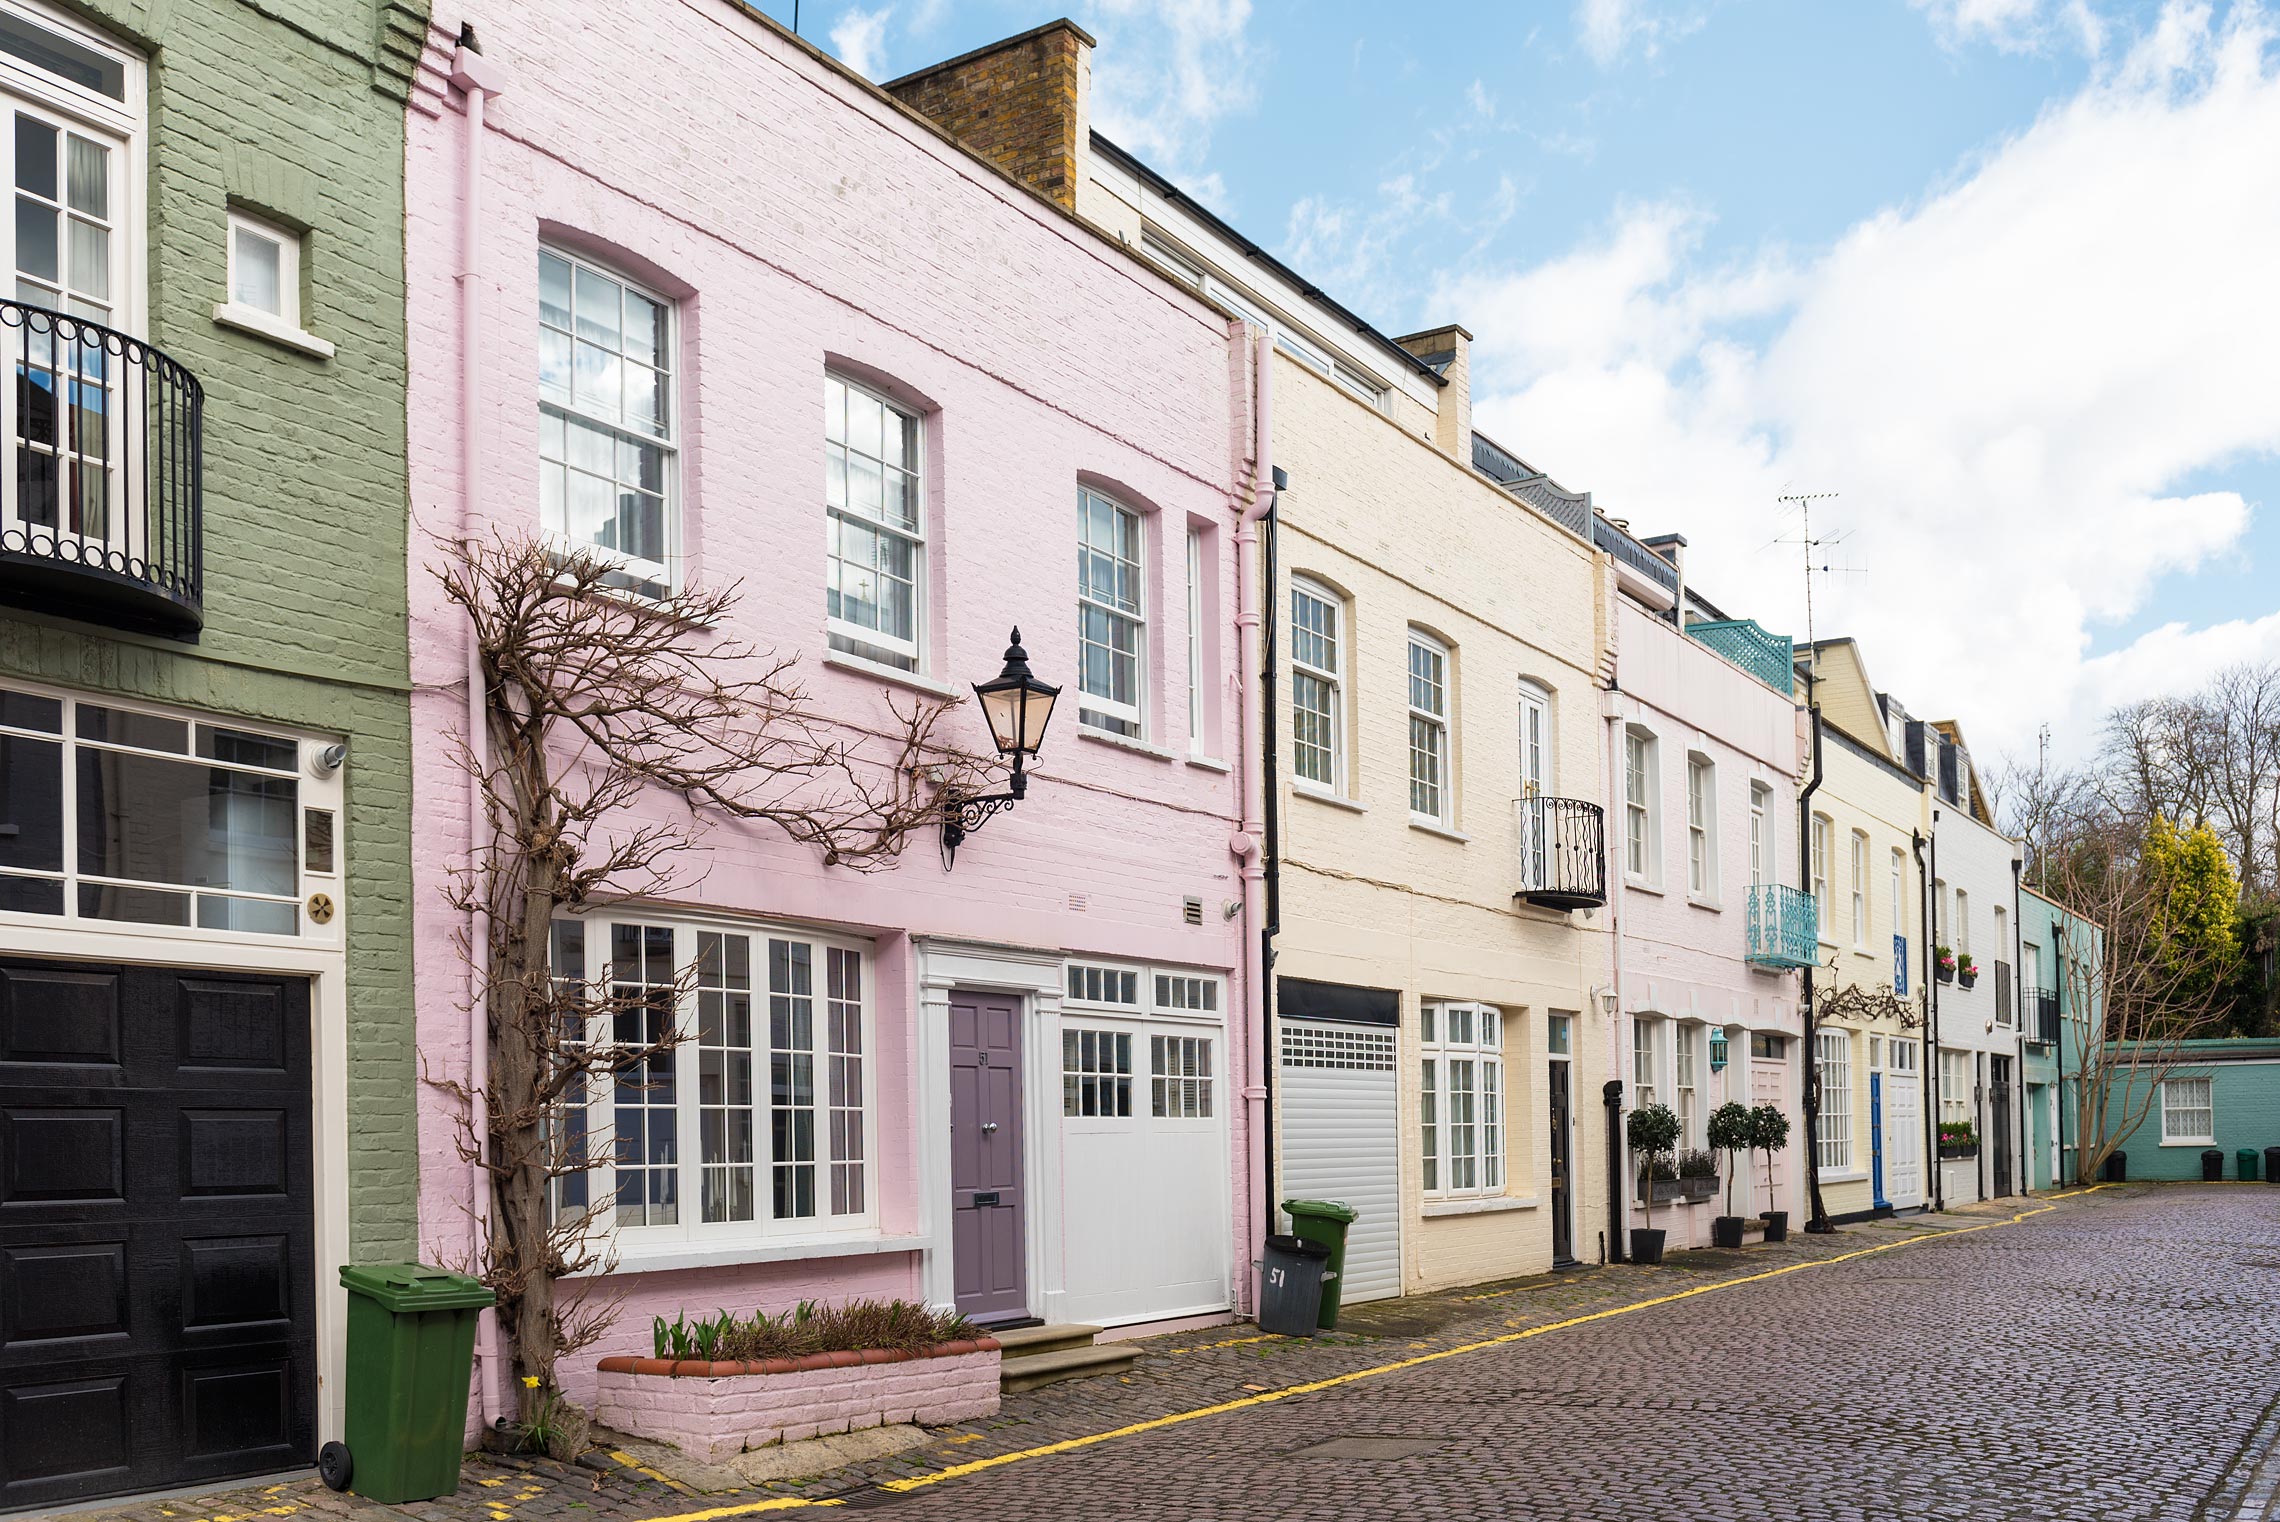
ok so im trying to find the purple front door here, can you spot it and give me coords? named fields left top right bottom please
left=949, top=991, right=1027, bottom=1321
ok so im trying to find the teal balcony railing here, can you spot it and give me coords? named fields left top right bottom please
left=1687, top=618, right=1795, bottom=695
left=1746, top=883, right=1819, bottom=969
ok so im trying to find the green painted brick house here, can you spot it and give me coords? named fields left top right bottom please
left=0, top=0, right=423, bottom=1504
left=2095, top=1039, right=2280, bottom=1183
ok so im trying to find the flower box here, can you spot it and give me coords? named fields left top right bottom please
left=1938, top=1141, right=1979, bottom=1160
left=1936, top=963, right=1955, bottom=984
left=1640, top=1178, right=1690, bottom=1205
left=1682, top=1175, right=1720, bottom=1202
left=1957, top=969, right=1978, bottom=990
left=594, top=1340, right=1001, bottom=1462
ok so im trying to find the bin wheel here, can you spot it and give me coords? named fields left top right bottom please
left=318, top=1440, right=352, bottom=1492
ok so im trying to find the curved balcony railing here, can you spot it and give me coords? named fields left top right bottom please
left=1746, top=883, right=1819, bottom=969
left=0, top=300, right=204, bottom=637
left=1514, top=795, right=1607, bottom=910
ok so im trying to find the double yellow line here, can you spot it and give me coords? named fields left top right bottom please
left=641, top=1186, right=2112, bottom=1517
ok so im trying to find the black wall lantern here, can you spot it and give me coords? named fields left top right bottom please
left=942, top=628, right=1060, bottom=868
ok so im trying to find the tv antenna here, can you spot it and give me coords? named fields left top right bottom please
left=1771, top=490, right=1863, bottom=653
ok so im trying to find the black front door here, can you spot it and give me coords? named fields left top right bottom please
left=0, top=959, right=316, bottom=1509
left=1548, top=1058, right=1574, bottom=1264
left=1990, top=1056, right=2014, bottom=1197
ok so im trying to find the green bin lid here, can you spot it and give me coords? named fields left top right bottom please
left=339, top=1262, right=497, bottom=1313
left=1282, top=1198, right=1359, bottom=1223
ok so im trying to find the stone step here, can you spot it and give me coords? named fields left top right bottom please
left=990, top=1321, right=1104, bottom=1360
left=997, top=1340, right=1142, bottom=1394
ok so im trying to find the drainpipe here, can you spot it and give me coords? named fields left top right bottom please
left=1233, top=331, right=1276, bottom=1280
left=1926, top=815, right=1943, bottom=1211
left=1911, top=829, right=1931, bottom=1208
left=450, top=33, right=504, bottom=1429
left=2012, top=856, right=2028, bottom=1194
left=1603, top=683, right=1628, bottom=1261
left=1798, top=705, right=1832, bottom=1232
left=1603, top=1078, right=1625, bottom=1264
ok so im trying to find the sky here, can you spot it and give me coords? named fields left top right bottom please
left=758, top=0, right=2280, bottom=767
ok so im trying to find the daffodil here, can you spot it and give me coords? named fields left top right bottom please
left=521, top=1375, right=540, bottom=1389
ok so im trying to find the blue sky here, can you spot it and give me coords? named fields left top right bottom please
left=761, top=0, right=2280, bottom=759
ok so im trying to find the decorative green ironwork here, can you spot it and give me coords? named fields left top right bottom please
left=1687, top=618, right=1796, bottom=695
left=1746, top=883, right=1818, bottom=969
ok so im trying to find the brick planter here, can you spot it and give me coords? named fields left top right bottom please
left=593, top=1339, right=1001, bottom=1462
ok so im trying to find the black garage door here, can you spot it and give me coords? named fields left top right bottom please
left=0, top=960, right=315, bottom=1509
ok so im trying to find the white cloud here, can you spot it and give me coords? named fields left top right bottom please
left=1575, top=0, right=1706, bottom=67
left=828, top=5, right=892, bottom=79
left=1084, top=0, right=1258, bottom=205
left=1453, top=2, right=2280, bottom=759
left=1914, top=0, right=2111, bottom=56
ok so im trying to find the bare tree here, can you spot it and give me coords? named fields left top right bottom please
left=2200, top=662, right=2280, bottom=895
left=432, top=534, right=990, bottom=1414
left=2046, top=816, right=2242, bottom=1183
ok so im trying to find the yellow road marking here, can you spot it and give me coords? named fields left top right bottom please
left=621, top=1498, right=840, bottom=1519
left=872, top=1186, right=2111, bottom=1495
left=1168, top=1333, right=1281, bottom=1354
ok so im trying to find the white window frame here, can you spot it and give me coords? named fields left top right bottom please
left=1811, top=813, right=1833, bottom=943
left=1939, top=1047, right=1973, bottom=1127
left=1816, top=1029, right=1852, bottom=1170
left=1407, top=630, right=1452, bottom=826
left=1289, top=576, right=1345, bottom=794
left=538, top=246, right=678, bottom=597
left=1955, top=889, right=1971, bottom=957
left=1076, top=484, right=1147, bottom=738
left=825, top=373, right=926, bottom=673
left=550, top=912, right=879, bottom=1258
left=1748, top=782, right=1770, bottom=887
left=214, top=207, right=329, bottom=357
left=1890, top=848, right=1905, bottom=940
left=1631, top=1015, right=1660, bottom=1109
left=1850, top=829, right=1869, bottom=949
left=1685, top=753, right=1715, bottom=900
left=2159, top=1076, right=2213, bottom=1146
left=1421, top=1001, right=1504, bottom=1199
left=1624, top=728, right=1658, bottom=885
left=1674, top=1023, right=1700, bottom=1148
left=1185, top=528, right=1203, bottom=754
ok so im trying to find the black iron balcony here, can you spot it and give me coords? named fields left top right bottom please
left=1514, top=795, right=1607, bottom=910
left=2024, top=988, right=2061, bottom=1047
left=0, top=301, right=203, bottom=638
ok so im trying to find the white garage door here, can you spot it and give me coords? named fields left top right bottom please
left=1279, top=1019, right=1401, bottom=1303
left=1059, top=1019, right=1232, bottom=1327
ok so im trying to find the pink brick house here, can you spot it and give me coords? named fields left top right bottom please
left=401, top=3, right=1263, bottom=1423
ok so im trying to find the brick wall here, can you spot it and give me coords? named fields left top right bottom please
left=593, top=1347, right=999, bottom=1461
left=0, top=0, right=425, bottom=1261
left=883, top=20, right=1092, bottom=212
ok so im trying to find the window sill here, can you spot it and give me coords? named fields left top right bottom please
left=1186, top=754, right=1231, bottom=774
left=563, top=1231, right=931, bottom=1277
left=1293, top=783, right=1366, bottom=814
left=1686, top=894, right=1724, bottom=912
left=1421, top=1194, right=1539, bottom=1218
left=1409, top=818, right=1470, bottom=844
left=1626, top=877, right=1664, bottom=897
left=212, top=301, right=335, bottom=359
left=1077, top=726, right=1176, bottom=762
left=2158, top=1139, right=2216, bottom=1148
left=821, top=650, right=960, bottom=700
left=1818, top=1167, right=1869, bottom=1183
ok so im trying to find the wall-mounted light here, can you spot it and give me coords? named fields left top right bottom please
left=942, top=628, right=1061, bottom=869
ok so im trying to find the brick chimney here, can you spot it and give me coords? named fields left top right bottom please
left=1394, top=324, right=1471, bottom=461
left=885, top=20, right=1096, bottom=213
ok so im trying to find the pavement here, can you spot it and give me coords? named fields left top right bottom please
left=51, top=1183, right=2280, bottom=1522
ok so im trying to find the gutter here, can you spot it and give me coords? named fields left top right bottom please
left=2012, top=855, right=2028, bottom=1194
left=450, top=33, right=505, bottom=1431
left=1233, top=332, right=1277, bottom=1281
left=1799, top=704, right=1832, bottom=1232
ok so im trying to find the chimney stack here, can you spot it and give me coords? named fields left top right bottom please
left=885, top=20, right=1096, bottom=214
left=1393, top=324, right=1472, bottom=461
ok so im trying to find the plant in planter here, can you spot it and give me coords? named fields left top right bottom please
left=1748, top=1102, right=1792, bottom=1241
left=1677, top=1148, right=1721, bottom=1202
left=1626, top=1102, right=1681, bottom=1265
left=1938, top=1118, right=1979, bottom=1158
left=1707, top=1102, right=1753, bottom=1248
left=1934, top=944, right=1957, bottom=983
left=1956, top=951, right=1979, bottom=989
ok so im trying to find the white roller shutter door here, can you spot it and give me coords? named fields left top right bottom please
left=1278, top=1019, right=1402, bottom=1303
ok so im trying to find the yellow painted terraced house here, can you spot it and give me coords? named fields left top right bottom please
left=889, top=21, right=1621, bottom=1298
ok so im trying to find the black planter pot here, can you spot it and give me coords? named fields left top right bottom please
left=1760, top=1210, right=1790, bottom=1243
left=1936, top=964, right=1955, bottom=984
left=1711, top=1215, right=1746, bottom=1249
left=1958, top=970, right=1979, bottom=990
left=1629, top=1228, right=1667, bottom=1265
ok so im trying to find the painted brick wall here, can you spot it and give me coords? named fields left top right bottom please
left=404, top=0, right=1251, bottom=1409
left=0, top=0, right=424, bottom=1260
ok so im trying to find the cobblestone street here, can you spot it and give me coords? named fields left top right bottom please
left=61, top=1184, right=2280, bottom=1522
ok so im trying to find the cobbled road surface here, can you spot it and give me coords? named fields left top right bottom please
left=64, top=1184, right=2280, bottom=1522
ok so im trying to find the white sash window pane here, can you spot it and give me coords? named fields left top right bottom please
left=538, top=249, right=675, bottom=596
left=697, top=932, right=755, bottom=1225
left=1078, top=488, right=1146, bottom=737
left=768, top=937, right=818, bottom=1220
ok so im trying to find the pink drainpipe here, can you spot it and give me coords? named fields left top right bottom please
left=1232, top=331, right=1273, bottom=1304
left=449, top=37, right=504, bottom=1431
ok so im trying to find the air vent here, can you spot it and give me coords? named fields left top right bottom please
left=1183, top=896, right=1204, bottom=926
left=1068, top=893, right=1089, bottom=913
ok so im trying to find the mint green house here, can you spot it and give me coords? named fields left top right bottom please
left=2094, top=1040, right=2280, bottom=1182
left=0, top=0, right=422, bottom=1505
left=2018, top=883, right=2097, bottom=1188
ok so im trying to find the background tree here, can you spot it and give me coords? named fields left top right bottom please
left=433, top=535, right=989, bottom=1416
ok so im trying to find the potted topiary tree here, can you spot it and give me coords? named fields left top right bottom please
left=1749, top=1102, right=1792, bottom=1242
left=1626, top=1102, right=1681, bottom=1265
left=1707, top=1101, right=1753, bottom=1248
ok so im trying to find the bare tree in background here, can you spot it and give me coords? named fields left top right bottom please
left=430, top=534, right=990, bottom=1415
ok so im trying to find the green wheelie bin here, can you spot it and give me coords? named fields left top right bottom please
left=325, top=1264, right=496, bottom=1502
left=1282, top=1199, right=1360, bottom=1330
left=2240, top=1148, right=2260, bottom=1182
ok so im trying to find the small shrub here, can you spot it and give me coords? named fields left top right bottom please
left=1677, top=1147, right=1720, bottom=1179
left=651, top=1298, right=982, bottom=1363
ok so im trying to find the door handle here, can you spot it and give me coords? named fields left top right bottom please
left=980, top=1122, right=999, bottom=1134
